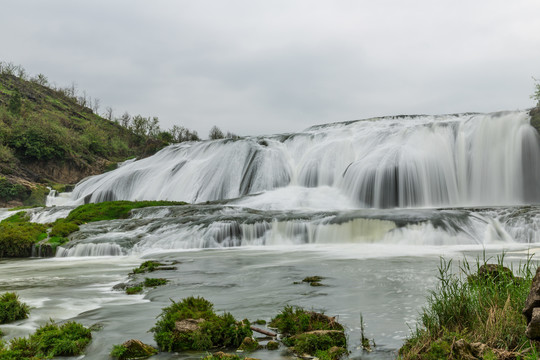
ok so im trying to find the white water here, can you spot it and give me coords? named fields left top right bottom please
left=67, top=111, right=540, bottom=208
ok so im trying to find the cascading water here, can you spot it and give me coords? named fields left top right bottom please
left=68, top=111, right=540, bottom=208
left=50, top=110, right=540, bottom=256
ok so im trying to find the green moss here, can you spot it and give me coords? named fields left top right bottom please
left=49, top=221, right=79, bottom=237
left=266, top=341, right=279, bottom=350
left=0, top=321, right=91, bottom=359
left=0, top=292, right=29, bottom=324
left=0, top=214, right=47, bottom=258
left=151, top=296, right=252, bottom=352
left=65, top=200, right=187, bottom=224
left=144, top=278, right=168, bottom=287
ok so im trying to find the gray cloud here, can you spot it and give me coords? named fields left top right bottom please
left=3, top=0, right=540, bottom=136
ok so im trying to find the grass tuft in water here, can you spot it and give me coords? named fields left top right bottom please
left=399, top=252, right=540, bottom=359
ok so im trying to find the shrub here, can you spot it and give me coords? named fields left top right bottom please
left=0, top=292, right=29, bottom=324
left=151, top=296, right=252, bottom=352
left=0, top=177, right=28, bottom=203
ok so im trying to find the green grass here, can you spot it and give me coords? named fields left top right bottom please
left=0, top=321, right=91, bottom=359
left=0, top=292, right=29, bottom=324
left=399, top=254, right=540, bottom=359
left=151, top=296, right=252, bottom=352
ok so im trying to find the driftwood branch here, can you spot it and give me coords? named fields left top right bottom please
left=250, top=326, right=276, bottom=337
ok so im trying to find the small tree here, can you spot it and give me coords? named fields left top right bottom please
left=208, top=125, right=224, bottom=140
left=532, top=77, right=540, bottom=107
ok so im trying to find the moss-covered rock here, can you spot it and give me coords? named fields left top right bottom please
left=110, top=339, right=158, bottom=360
left=270, top=306, right=346, bottom=357
left=266, top=340, right=279, bottom=350
left=237, top=337, right=259, bottom=351
left=151, top=296, right=252, bottom=352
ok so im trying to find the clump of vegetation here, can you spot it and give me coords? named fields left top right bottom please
left=269, top=306, right=346, bottom=357
left=0, top=292, right=29, bottom=324
left=110, top=339, right=157, bottom=360
left=0, top=212, right=47, bottom=257
left=0, top=321, right=91, bottom=358
left=49, top=221, right=79, bottom=238
left=132, top=260, right=166, bottom=274
left=302, top=275, right=325, bottom=286
left=144, top=278, right=168, bottom=287
left=269, top=305, right=343, bottom=335
left=399, top=255, right=539, bottom=360
left=151, top=296, right=252, bottom=352
left=125, top=285, right=144, bottom=295
left=124, top=278, right=167, bottom=295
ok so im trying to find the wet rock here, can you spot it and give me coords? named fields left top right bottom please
left=112, top=283, right=127, bottom=291
left=523, top=266, right=540, bottom=339
left=266, top=340, right=279, bottom=350
left=175, top=318, right=205, bottom=333
left=526, top=308, right=540, bottom=339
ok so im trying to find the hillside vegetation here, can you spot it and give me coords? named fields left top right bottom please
left=0, top=64, right=193, bottom=206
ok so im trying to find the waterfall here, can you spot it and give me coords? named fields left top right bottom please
left=67, top=111, right=540, bottom=209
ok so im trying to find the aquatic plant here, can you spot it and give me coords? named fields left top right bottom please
left=151, top=296, right=252, bottom=352
left=399, top=254, right=540, bottom=359
left=125, top=285, right=143, bottom=295
left=0, top=292, right=29, bottom=324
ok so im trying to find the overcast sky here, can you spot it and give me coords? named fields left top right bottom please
left=3, top=0, right=540, bottom=136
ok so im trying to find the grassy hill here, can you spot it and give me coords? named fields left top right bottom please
left=0, top=72, right=168, bottom=206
